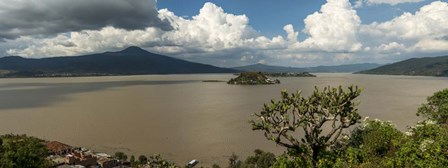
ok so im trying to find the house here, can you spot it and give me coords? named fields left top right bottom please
left=97, top=158, right=118, bottom=168
left=47, top=141, right=72, bottom=155
left=47, top=155, right=66, bottom=166
left=65, top=151, right=97, bottom=167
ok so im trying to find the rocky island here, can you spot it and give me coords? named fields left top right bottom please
left=228, top=72, right=280, bottom=85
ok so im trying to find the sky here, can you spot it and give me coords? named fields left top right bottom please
left=0, top=0, right=447, bottom=67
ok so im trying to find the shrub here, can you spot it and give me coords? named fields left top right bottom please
left=417, top=88, right=448, bottom=124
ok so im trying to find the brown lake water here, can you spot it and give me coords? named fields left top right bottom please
left=0, top=73, right=447, bottom=166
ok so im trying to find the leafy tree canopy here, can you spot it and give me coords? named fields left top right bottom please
left=0, top=134, right=51, bottom=168
left=250, top=85, right=362, bottom=167
left=417, top=88, right=448, bottom=124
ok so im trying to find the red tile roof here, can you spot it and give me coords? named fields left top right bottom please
left=46, top=141, right=72, bottom=153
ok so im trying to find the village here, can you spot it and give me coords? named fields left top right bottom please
left=45, top=140, right=190, bottom=168
left=46, top=141, right=124, bottom=168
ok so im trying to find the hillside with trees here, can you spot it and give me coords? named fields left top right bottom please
left=357, top=55, right=448, bottom=76
left=234, top=63, right=381, bottom=73
left=0, top=46, right=238, bottom=77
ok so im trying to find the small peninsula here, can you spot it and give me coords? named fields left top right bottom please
left=228, top=72, right=280, bottom=85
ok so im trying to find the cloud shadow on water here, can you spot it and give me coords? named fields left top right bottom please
left=0, top=80, right=197, bottom=110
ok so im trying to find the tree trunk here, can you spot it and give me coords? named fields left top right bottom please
left=311, top=145, right=322, bottom=168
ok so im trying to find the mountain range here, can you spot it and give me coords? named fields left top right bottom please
left=0, top=46, right=238, bottom=77
left=357, top=55, right=448, bottom=77
left=233, top=63, right=381, bottom=73
left=4, top=46, right=444, bottom=78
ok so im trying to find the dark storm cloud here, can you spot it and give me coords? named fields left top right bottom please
left=0, top=0, right=172, bottom=40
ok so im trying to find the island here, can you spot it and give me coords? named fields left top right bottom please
left=228, top=72, right=280, bottom=85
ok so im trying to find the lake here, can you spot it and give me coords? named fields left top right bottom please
left=0, top=73, right=446, bottom=166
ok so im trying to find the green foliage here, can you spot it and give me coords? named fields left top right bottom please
left=0, top=134, right=51, bottom=168
left=254, top=88, right=448, bottom=168
left=228, top=72, right=280, bottom=85
left=417, top=88, right=448, bottom=124
left=250, top=85, right=362, bottom=166
left=393, top=121, right=448, bottom=167
left=358, top=55, right=448, bottom=76
left=228, top=152, right=241, bottom=168
left=222, top=150, right=276, bottom=168
left=138, top=155, right=148, bottom=165
left=130, top=155, right=137, bottom=167
left=244, top=149, right=276, bottom=168
left=114, top=151, right=128, bottom=162
left=338, top=119, right=404, bottom=167
left=0, top=138, right=2, bottom=157
left=271, top=155, right=313, bottom=168
left=148, top=154, right=177, bottom=168
left=330, top=119, right=448, bottom=168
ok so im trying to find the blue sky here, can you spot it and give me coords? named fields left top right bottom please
left=158, top=0, right=326, bottom=38
left=157, top=0, right=430, bottom=38
left=0, top=0, right=447, bottom=67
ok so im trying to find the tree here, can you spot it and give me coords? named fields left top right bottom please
left=130, top=155, right=137, bottom=167
left=417, top=88, right=448, bottom=124
left=0, top=138, right=3, bottom=153
left=244, top=149, right=276, bottom=168
left=250, top=86, right=362, bottom=167
left=148, top=154, right=177, bottom=168
left=0, top=134, right=51, bottom=168
left=0, top=138, right=3, bottom=165
left=114, top=151, right=128, bottom=162
left=336, top=119, right=404, bottom=167
left=138, top=155, right=148, bottom=165
left=228, top=152, right=241, bottom=168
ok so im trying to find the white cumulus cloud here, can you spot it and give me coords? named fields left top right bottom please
left=5, top=2, right=289, bottom=66
left=355, top=0, right=424, bottom=7
left=2, top=0, right=448, bottom=67
left=361, top=1, right=448, bottom=53
left=298, top=0, right=362, bottom=52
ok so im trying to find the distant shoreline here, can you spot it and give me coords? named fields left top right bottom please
left=0, top=72, right=238, bottom=79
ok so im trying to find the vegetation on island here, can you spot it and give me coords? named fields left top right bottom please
left=2, top=86, right=448, bottom=168
left=357, top=55, right=448, bottom=76
left=228, top=72, right=280, bottom=85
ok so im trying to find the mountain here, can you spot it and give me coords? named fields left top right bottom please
left=0, top=46, right=239, bottom=77
left=357, top=55, right=448, bottom=77
left=233, top=63, right=381, bottom=73
left=233, top=64, right=302, bottom=73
